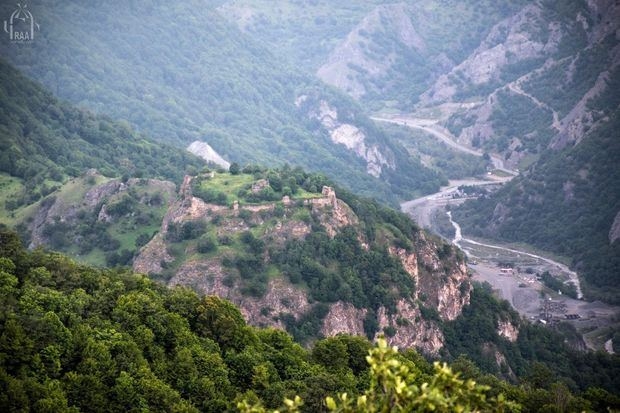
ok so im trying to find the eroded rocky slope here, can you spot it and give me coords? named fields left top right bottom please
left=132, top=171, right=471, bottom=353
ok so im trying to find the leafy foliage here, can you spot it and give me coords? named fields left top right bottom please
left=240, top=338, right=516, bottom=413
left=443, top=283, right=620, bottom=397
left=1, top=232, right=617, bottom=411
left=272, top=227, right=415, bottom=337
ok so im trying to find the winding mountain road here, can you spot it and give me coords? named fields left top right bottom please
left=506, top=83, right=562, bottom=131
left=380, top=112, right=582, bottom=298
left=371, top=115, right=517, bottom=175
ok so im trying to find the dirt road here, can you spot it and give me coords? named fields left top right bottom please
left=371, top=115, right=517, bottom=175
left=448, top=211, right=583, bottom=299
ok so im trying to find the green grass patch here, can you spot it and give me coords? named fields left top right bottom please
left=77, top=247, right=107, bottom=267
left=0, top=174, right=25, bottom=224
left=201, top=173, right=254, bottom=197
left=266, top=264, right=281, bottom=280
left=294, top=188, right=324, bottom=200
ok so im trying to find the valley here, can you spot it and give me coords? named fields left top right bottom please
left=398, top=152, right=619, bottom=352
left=381, top=99, right=619, bottom=352
left=1, top=0, right=619, bottom=410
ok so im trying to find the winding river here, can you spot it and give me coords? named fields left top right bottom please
left=447, top=211, right=583, bottom=299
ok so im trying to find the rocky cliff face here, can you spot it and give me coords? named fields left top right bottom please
left=428, top=0, right=620, bottom=162
left=187, top=141, right=231, bottom=169
left=497, top=320, right=519, bottom=342
left=132, top=173, right=471, bottom=353
left=296, top=95, right=395, bottom=177
left=420, top=3, right=561, bottom=105
left=380, top=241, right=470, bottom=354
left=609, top=211, right=620, bottom=245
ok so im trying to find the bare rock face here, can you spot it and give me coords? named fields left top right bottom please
left=297, top=97, right=395, bottom=177
left=322, top=301, right=367, bottom=337
left=376, top=299, right=444, bottom=355
left=497, top=320, right=519, bottom=342
left=170, top=260, right=310, bottom=330
left=421, top=4, right=558, bottom=104
left=133, top=234, right=173, bottom=275
left=310, top=189, right=360, bottom=238
left=552, top=45, right=620, bottom=149
left=186, top=141, right=230, bottom=169
left=84, top=180, right=123, bottom=208
left=240, top=278, right=311, bottom=328
left=434, top=260, right=471, bottom=321
left=482, top=343, right=517, bottom=381
left=391, top=236, right=471, bottom=323
left=317, top=3, right=424, bottom=100
left=264, top=220, right=311, bottom=247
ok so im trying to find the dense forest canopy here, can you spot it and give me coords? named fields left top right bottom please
left=0, top=58, right=204, bottom=205
left=0, top=0, right=619, bottom=409
left=1, top=231, right=619, bottom=412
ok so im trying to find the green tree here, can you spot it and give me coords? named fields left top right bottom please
left=239, top=338, right=518, bottom=413
left=230, top=163, right=241, bottom=175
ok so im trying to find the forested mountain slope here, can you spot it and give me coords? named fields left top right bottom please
left=1, top=232, right=619, bottom=411
left=219, top=0, right=528, bottom=110
left=454, top=109, right=620, bottom=303
left=0, top=1, right=443, bottom=203
left=438, top=0, right=620, bottom=167
left=229, top=0, right=620, bottom=304
left=0, top=58, right=203, bottom=211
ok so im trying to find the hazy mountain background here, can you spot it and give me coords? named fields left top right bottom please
left=216, top=0, right=620, bottom=303
left=0, top=0, right=447, bottom=204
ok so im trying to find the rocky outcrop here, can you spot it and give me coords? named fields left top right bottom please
left=133, top=234, right=174, bottom=275
left=609, top=210, right=620, bottom=244
left=187, top=141, right=230, bottom=169
left=309, top=187, right=360, bottom=238
left=390, top=236, right=471, bottom=323
left=322, top=302, right=367, bottom=337
left=297, top=97, right=394, bottom=177
left=132, top=175, right=472, bottom=354
left=497, top=320, right=519, bottom=342
left=552, top=44, right=620, bottom=149
left=265, top=220, right=311, bottom=246
left=29, top=170, right=175, bottom=249
left=482, top=343, right=517, bottom=381
left=376, top=299, right=444, bottom=355
left=169, top=260, right=310, bottom=330
left=421, top=4, right=560, bottom=104
left=317, top=3, right=424, bottom=100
